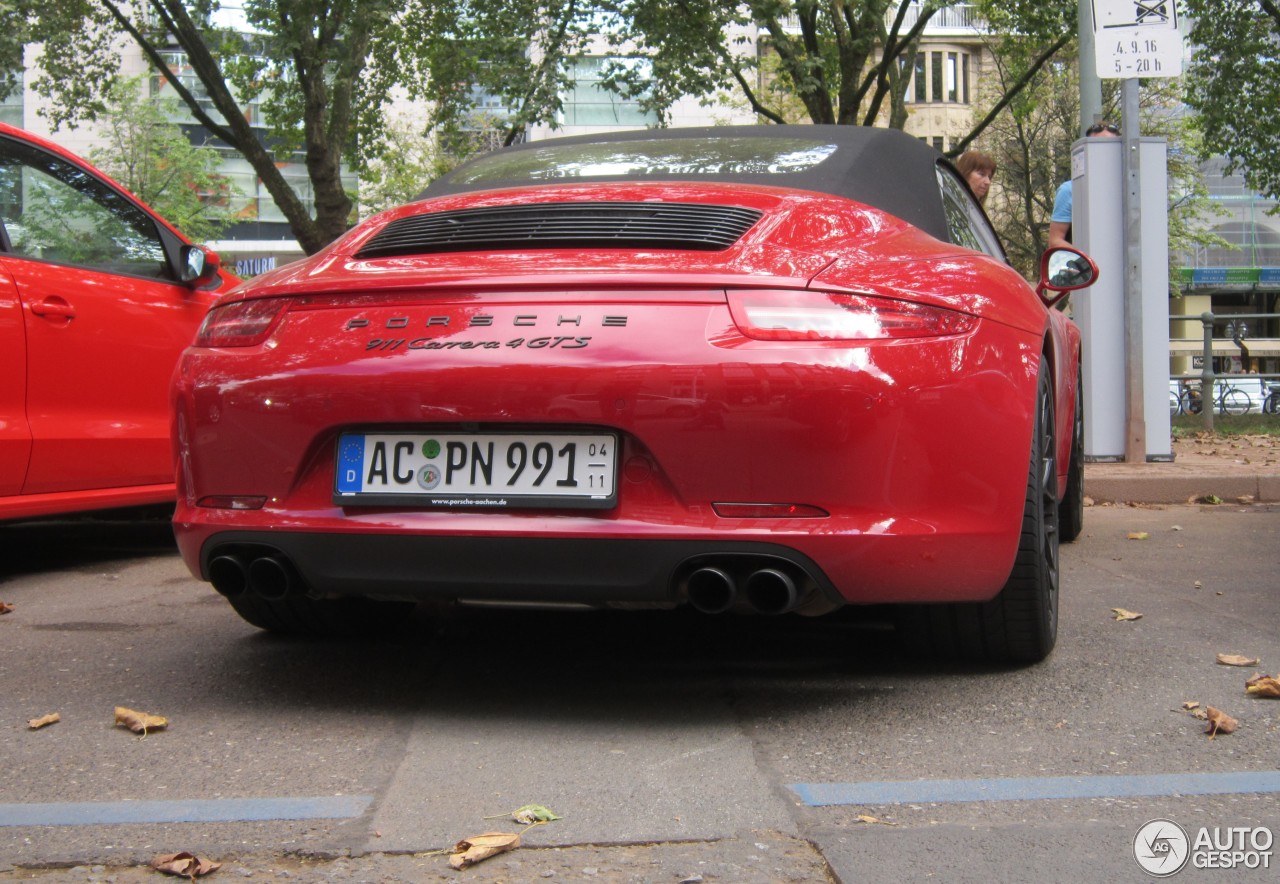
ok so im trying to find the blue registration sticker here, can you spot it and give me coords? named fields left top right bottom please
left=336, top=435, right=366, bottom=493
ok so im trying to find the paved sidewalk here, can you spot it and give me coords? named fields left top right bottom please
left=1084, top=433, right=1280, bottom=504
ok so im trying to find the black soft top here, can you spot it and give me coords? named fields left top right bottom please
left=421, top=125, right=952, bottom=242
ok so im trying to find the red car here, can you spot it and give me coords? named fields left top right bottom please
left=172, top=126, right=1095, bottom=663
left=0, top=122, right=237, bottom=523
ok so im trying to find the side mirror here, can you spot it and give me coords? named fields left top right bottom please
left=1037, top=247, right=1098, bottom=308
left=179, top=244, right=219, bottom=286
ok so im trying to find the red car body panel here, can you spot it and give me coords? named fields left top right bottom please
left=0, top=122, right=239, bottom=521
left=171, top=126, right=1090, bottom=626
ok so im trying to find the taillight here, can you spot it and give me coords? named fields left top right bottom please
left=195, top=298, right=288, bottom=347
left=727, top=289, right=977, bottom=341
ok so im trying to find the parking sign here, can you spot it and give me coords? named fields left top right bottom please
left=1093, top=0, right=1184, bottom=78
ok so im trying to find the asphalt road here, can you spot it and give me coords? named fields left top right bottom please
left=1, top=503, right=1277, bottom=882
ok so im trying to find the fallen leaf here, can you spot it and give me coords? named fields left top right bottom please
left=1204, top=706, right=1238, bottom=739
left=1181, top=701, right=1200, bottom=711
left=1126, top=531, right=1150, bottom=540
left=1193, top=581, right=1203, bottom=589
left=1245, top=673, right=1280, bottom=699
left=448, top=832, right=521, bottom=870
left=1111, top=608, right=1143, bottom=621
left=0, top=601, right=14, bottom=614
left=855, top=814, right=895, bottom=826
left=484, top=803, right=562, bottom=825
left=513, top=803, right=562, bottom=825
left=28, top=713, right=60, bottom=730
left=1216, top=654, right=1260, bottom=667
left=1196, top=494, right=1223, bottom=505
left=114, top=706, right=168, bottom=734
left=149, top=852, right=221, bottom=878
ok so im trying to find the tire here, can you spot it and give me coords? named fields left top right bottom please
left=1179, top=389, right=1202, bottom=415
left=1220, top=388, right=1251, bottom=416
left=226, top=592, right=416, bottom=636
left=1058, top=367, right=1085, bottom=543
left=900, top=356, right=1059, bottom=664
left=1265, top=392, right=1280, bottom=415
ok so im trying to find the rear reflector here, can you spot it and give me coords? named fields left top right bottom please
left=728, top=289, right=976, bottom=341
left=713, top=503, right=829, bottom=519
left=197, top=496, right=268, bottom=510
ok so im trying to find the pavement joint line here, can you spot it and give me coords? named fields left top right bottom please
left=789, top=770, right=1280, bottom=806
left=0, top=795, right=373, bottom=827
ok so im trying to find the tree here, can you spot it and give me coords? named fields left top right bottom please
left=599, top=0, right=1075, bottom=147
left=1, top=1, right=1085, bottom=253
left=1183, top=0, right=1280, bottom=201
left=88, top=76, right=238, bottom=244
left=1, top=1, right=597, bottom=254
left=971, top=52, right=1226, bottom=288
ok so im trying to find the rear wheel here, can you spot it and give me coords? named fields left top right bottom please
left=1058, top=366, right=1085, bottom=543
left=1220, top=388, right=1251, bottom=416
left=901, top=356, right=1059, bottom=664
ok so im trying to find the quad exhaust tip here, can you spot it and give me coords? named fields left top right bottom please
left=208, top=550, right=297, bottom=601
left=683, top=560, right=812, bottom=615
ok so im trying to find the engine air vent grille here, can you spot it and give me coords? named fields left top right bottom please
left=356, top=202, right=763, bottom=258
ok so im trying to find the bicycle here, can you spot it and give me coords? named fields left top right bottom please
left=1264, top=381, right=1280, bottom=415
left=1177, top=381, right=1253, bottom=416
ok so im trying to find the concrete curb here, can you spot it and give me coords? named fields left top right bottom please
left=1084, top=464, right=1280, bottom=505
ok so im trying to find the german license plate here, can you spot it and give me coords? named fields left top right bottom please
left=335, top=432, right=617, bottom=509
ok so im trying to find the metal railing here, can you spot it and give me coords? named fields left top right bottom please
left=1170, top=311, right=1280, bottom=431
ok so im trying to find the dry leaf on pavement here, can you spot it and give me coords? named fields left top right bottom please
left=114, top=706, right=168, bottom=734
left=28, top=713, right=60, bottom=730
left=855, top=814, right=895, bottom=825
left=448, top=832, right=521, bottom=870
left=484, top=803, right=562, bottom=825
left=1245, top=673, right=1280, bottom=698
left=1204, top=707, right=1238, bottom=739
left=1216, top=654, right=1260, bottom=667
left=1126, top=532, right=1150, bottom=540
left=1111, top=608, right=1143, bottom=621
left=0, top=601, right=14, bottom=615
left=149, top=852, right=221, bottom=878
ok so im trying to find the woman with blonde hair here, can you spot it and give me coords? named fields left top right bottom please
left=955, top=149, right=996, bottom=205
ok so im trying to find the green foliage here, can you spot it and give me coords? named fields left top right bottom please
left=1183, top=0, right=1280, bottom=201
left=87, top=76, right=238, bottom=244
left=972, top=54, right=1223, bottom=288
left=4, top=0, right=595, bottom=253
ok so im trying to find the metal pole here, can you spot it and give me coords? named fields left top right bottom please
left=1079, top=1, right=1104, bottom=134
left=1121, top=79, right=1145, bottom=462
left=1200, top=312, right=1216, bottom=432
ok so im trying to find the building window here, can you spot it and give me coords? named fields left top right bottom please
left=0, top=70, right=21, bottom=128
left=563, top=57, right=656, bottom=127
left=914, top=53, right=927, bottom=102
left=931, top=53, right=943, bottom=102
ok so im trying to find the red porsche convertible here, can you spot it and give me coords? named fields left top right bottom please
left=1, top=122, right=237, bottom=522
left=172, top=126, right=1096, bottom=663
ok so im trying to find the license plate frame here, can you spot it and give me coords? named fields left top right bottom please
left=334, top=431, right=618, bottom=509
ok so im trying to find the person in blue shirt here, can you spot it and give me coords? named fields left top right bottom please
left=1047, top=122, right=1121, bottom=250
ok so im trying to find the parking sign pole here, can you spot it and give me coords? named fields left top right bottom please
left=1122, top=78, right=1146, bottom=464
